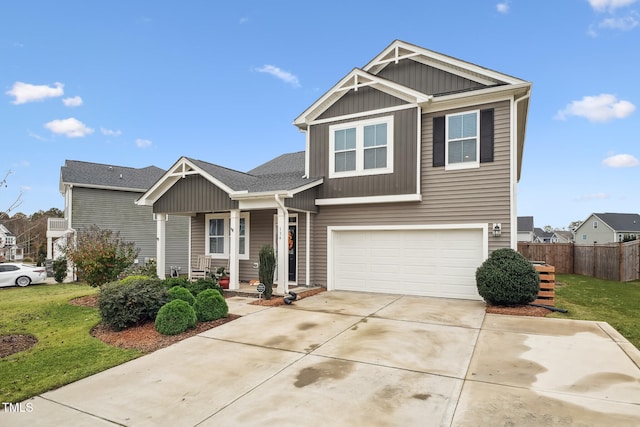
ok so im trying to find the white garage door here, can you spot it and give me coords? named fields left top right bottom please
left=330, top=228, right=485, bottom=300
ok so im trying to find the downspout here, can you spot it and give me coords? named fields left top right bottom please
left=511, top=91, right=531, bottom=249
left=274, top=194, right=289, bottom=294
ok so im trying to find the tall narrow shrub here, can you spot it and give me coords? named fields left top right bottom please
left=259, top=245, right=276, bottom=300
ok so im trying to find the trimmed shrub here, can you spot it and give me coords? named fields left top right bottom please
left=53, top=257, right=67, bottom=283
left=475, top=248, right=540, bottom=306
left=163, top=276, right=191, bottom=289
left=155, top=300, right=197, bottom=335
left=168, top=286, right=196, bottom=305
left=119, top=275, right=153, bottom=286
left=194, top=289, right=228, bottom=322
left=183, top=278, right=224, bottom=297
left=99, top=278, right=169, bottom=331
left=259, top=245, right=276, bottom=300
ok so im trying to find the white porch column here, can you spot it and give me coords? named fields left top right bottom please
left=156, top=213, right=167, bottom=279
left=229, top=209, right=240, bottom=290
left=275, top=196, right=289, bottom=294
left=46, top=237, right=53, bottom=259
left=306, top=211, right=311, bottom=287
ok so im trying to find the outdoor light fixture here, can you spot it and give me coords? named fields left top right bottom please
left=492, top=223, right=502, bottom=237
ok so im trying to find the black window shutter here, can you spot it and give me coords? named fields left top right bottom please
left=480, top=109, right=494, bottom=163
left=432, top=116, right=445, bottom=167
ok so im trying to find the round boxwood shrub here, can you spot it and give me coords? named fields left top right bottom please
left=168, top=286, right=196, bottom=305
left=194, top=289, right=228, bottom=322
left=155, top=299, right=197, bottom=335
left=475, top=248, right=540, bottom=306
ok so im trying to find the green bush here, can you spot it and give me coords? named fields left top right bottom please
left=183, top=278, right=224, bottom=297
left=259, top=245, right=276, bottom=300
left=163, top=276, right=191, bottom=289
left=194, top=289, right=228, bottom=322
left=98, top=278, right=169, bottom=331
left=475, top=248, right=540, bottom=306
left=168, top=286, right=196, bottom=305
left=155, top=299, right=197, bottom=335
left=121, top=259, right=159, bottom=279
left=53, top=257, right=67, bottom=283
left=119, top=275, right=153, bottom=286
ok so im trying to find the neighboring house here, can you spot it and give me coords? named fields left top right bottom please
left=533, top=227, right=554, bottom=243
left=137, top=40, right=532, bottom=300
left=574, top=213, right=640, bottom=244
left=0, top=223, right=22, bottom=261
left=517, top=216, right=535, bottom=242
left=46, top=160, right=190, bottom=277
left=551, top=230, right=574, bottom=243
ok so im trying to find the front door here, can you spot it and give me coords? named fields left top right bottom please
left=288, top=224, right=296, bottom=282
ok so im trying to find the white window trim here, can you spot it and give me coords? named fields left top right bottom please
left=445, top=109, right=480, bottom=171
left=205, top=212, right=250, bottom=260
left=593, top=221, right=598, bottom=229
left=329, top=116, right=394, bottom=178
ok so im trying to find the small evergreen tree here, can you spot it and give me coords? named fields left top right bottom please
left=259, top=245, right=276, bottom=300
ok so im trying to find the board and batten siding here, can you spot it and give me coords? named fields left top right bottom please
left=154, top=175, right=238, bottom=214
left=308, top=100, right=513, bottom=286
left=71, top=187, right=189, bottom=276
left=318, top=86, right=407, bottom=119
left=376, top=59, right=486, bottom=96
left=309, top=108, right=418, bottom=199
left=190, top=210, right=309, bottom=285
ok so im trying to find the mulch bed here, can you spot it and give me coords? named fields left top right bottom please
left=0, top=334, right=38, bottom=358
left=485, top=304, right=551, bottom=317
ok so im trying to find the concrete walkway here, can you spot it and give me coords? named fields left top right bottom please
left=2, top=291, right=639, bottom=426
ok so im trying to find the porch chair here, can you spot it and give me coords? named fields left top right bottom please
left=191, top=255, right=212, bottom=280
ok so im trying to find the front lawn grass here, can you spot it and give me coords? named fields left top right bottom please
left=0, top=283, right=141, bottom=403
left=551, top=274, right=640, bottom=349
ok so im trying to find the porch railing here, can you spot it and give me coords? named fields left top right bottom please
left=47, top=217, right=68, bottom=232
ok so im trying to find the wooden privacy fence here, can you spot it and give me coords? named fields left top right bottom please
left=518, top=240, right=640, bottom=282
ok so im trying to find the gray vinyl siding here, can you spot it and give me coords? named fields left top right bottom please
left=319, top=86, right=407, bottom=119
left=190, top=210, right=308, bottom=285
left=377, top=59, right=486, bottom=95
left=308, top=100, right=513, bottom=287
left=285, top=187, right=318, bottom=212
left=574, top=216, right=616, bottom=244
left=71, top=187, right=189, bottom=276
left=154, top=175, right=238, bottom=214
left=309, top=108, right=418, bottom=199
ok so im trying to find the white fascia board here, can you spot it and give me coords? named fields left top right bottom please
left=63, top=182, right=147, bottom=193
left=316, top=193, right=422, bottom=206
left=421, top=82, right=531, bottom=112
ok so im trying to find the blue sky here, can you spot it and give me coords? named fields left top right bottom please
left=1, top=0, right=638, bottom=230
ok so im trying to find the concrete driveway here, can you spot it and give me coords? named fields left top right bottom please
left=2, top=291, right=639, bottom=426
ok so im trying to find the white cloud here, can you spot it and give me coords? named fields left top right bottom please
left=599, top=15, right=639, bottom=30
left=555, top=94, right=635, bottom=122
left=576, top=192, right=610, bottom=201
left=20, top=185, right=31, bottom=192
left=27, top=130, right=48, bottom=141
left=62, top=96, right=83, bottom=107
left=588, top=0, right=636, bottom=12
left=256, top=65, right=301, bottom=88
left=135, top=138, right=152, bottom=148
left=239, top=16, right=249, bottom=24
left=44, top=118, right=94, bottom=138
left=6, top=81, right=64, bottom=104
left=101, top=127, right=122, bottom=136
left=497, top=2, right=510, bottom=13
left=602, top=153, right=640, bottom=167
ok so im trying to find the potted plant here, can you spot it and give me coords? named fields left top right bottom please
left=215, top=266, right=230, bottom=289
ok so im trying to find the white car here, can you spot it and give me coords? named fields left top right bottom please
left=0, top=263, right=47, bottom=288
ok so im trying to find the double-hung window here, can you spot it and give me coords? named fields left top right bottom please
left=205, top=213, right=250, bottom=259
left=329, top=116, right=393, bottom=178
left=446, top=110, right=479, bottom=170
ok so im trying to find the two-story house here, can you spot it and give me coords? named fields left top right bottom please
left=0, top=223, right=22, bottom=261
left=46, top=160, right=190, bottom=277
left=574, top=213, right=640, bottom=244
left=137, top=40, right=532, bottom=300
left=517, top=216, right=535, bottom=242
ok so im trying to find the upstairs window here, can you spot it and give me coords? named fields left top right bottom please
left=329, top=116, right=394, bottom=178
left=446, top=111, right=479, bottom=169
left=593, top=221, right=598, bottom=229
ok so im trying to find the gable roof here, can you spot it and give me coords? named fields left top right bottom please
left=137, top=152, right=322, bottom=206
left=592, top=213, right=640, bottom=232
left=61, top=160, right=165, bottom=193
left=534, top=227, right=554, bottom=240
left=517, top=216, right=534, bottom=232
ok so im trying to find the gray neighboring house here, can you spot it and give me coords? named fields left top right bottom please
left=137, top=39, right=532, bottom=301
left=574, top=213, right=640, bottom=244
left=517, top=216, right=535, bottom=242
left=533, top=227, right=554, bottom=243
left=551, top=230, right=574, bottom=243
left=46, top=160, right=189, bottom=277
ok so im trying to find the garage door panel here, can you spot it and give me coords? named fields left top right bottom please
left=332, top=228, right=484, bottom=300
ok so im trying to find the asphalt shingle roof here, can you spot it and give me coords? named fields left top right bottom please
left=593, top=213, right=640, bottom=232
left=61, top=160, right=165, bottom=191
left=517, top=216, right=534, bottom=232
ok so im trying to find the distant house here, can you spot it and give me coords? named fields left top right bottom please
left=517, top=216, right=535, bottom=242
left=574, top=213, right=640, bottom=244
left=551, top=230, right=574, bottom=243
left=533, top=227, right=554, bottom=243
left=46, top=160, right=190, bottom=277
left=0, top=224, right=22, bottom=261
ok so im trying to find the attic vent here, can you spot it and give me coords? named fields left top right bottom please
left=119, top=174, right=123, bottom=179
left=108, top=166, right=113, bottom=170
